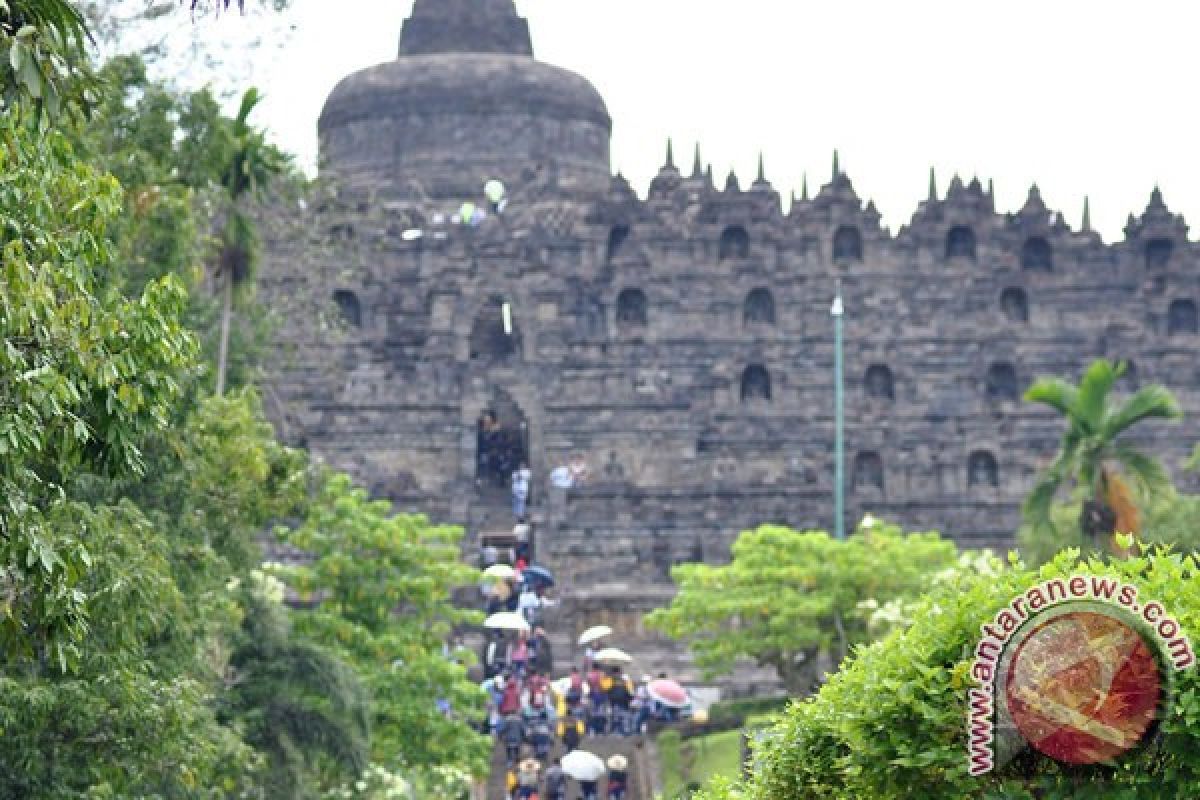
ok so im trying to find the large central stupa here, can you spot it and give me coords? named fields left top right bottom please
left=318, top=0, right=613, bottom=201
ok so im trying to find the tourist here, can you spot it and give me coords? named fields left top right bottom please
left=608, top=669, right=634, bottom=735
left=586, top=663, right=607, bottom=734
left=511, top=633, right=529, bottom=678
left=606, top=754, right=629, bottom=800
left=512, top=461, right=531, bottom=519
left=557, top=710, right=584, bottom=753
left=632, top=675, right=652, bottom=733
left=532, top=627, right=553, bottom=674
left=568, top=454, right=589, bottom=486
left=501, top=713, right=525, bottom=768
left=518, top=585, right=541, bottom=627
left=500, top=672, right=522, bottom=716
left=578, top=777, right=599, bottom=800
left=516, top=757, right=541, bottom=799
left=543, top=757, right=567, bottom=800
left=565, top=667, right=585, bottom=714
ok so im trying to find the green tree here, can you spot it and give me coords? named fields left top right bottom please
left=701, top=546, right=1200, bottom=800
left=1023, top=358, right=1181, bottom=551
left=644, top=522, right=959, bottom=695
left=223, top=575, right=371, bottom=799
left=1, top=0, right=96, bottom=119
left=274, top=473, right=491, bottom=779
left=210, top=86, right=285, bottom=396
left=0, top=109, right=197, bottom=665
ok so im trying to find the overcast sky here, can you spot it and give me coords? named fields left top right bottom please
left=194, top=0, right=1200, bottom=241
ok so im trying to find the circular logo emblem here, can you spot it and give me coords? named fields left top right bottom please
left=1003, top=609, right=1163, bottom=764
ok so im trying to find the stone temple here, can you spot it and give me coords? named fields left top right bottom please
left=259, top=0, right=1200, bottom=685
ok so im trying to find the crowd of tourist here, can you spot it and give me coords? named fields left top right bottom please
left=474, top=461, right=689, bottom=800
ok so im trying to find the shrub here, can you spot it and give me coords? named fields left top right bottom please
left=701, top=547, right=1200, bottom=799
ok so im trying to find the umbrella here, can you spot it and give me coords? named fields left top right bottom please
left=550, top=676, right=572, bottom=697
left=647, top=678, right=689, bottom=708
left=483, top=564, right=515, bottom=580
left=484, top=611, right=530, bottom=633
left=578, top=625, right=612, bottom=646
left=593, top=647, right=632, bottom=665
left=607, top=754, right=627, bottom=771
left=561, top=750, right=606, bottom=782
left=523, top=565, right=555, bottom=587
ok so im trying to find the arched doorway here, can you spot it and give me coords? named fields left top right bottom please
left=475, top=388, right=530, bottom=492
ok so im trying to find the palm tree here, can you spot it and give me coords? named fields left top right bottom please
left=222, top=588, right=370, bottom=799
left=1023, top=358, right=1181, bottom=550
left=213, top=87, right=283, bottom=396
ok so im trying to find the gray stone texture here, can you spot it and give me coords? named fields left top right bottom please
left=258, top=2, right=1200, bottom=687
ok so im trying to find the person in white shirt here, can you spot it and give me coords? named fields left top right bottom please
left=511, top=462, right=531, bottom=519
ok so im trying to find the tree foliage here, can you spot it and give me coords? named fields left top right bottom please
left=698, top=547, right=1200, bottom=800
left=0, top=108, right=197, bottom=666
left=1024, top=359, right=1181, bottom=550
left=274, top=473, right=491, bottom=778
left=644, top=522, right=960, bottom=694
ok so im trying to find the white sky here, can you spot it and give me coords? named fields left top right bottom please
left=191, top=0, right=1200, bottom=241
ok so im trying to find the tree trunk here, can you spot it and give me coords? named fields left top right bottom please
left=771, top=646, right=822, bottom=696
left=1079, top=499, right=1116, bottom=551
left=215, top=267, right=233, bottom=397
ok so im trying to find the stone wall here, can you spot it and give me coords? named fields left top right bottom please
left=258, top=166, right=1200, bottom=678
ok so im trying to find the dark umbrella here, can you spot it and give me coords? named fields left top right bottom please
left=524, top=565, right=555, bottom=588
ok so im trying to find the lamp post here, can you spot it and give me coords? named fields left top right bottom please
left=831, top=284, right=845, bottom=541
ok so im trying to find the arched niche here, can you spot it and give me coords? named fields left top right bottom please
left=616, top=288, right=648, bottom=329
left=719, top=225, right=750, bottom=262
left=967, top=450, right=999, bottom=488
left=853, top=451, right=884, bottom=490
left=606, top=224, right=631, bottom=263
left=333, top=289, right=362, bottom=328
left=986, top=362, right=1019, bottom=401
left=864, top=364, right=894, bottom=400
left=1168, top=299, right=1197, bottom=336
left=1021, top=236, right=1053, bottom=271
left=468, top=297, right=521, bottom=363
left=1145, top=238, right=1174, bottom=270
left=743, top=288, right=776, bottom=326
left=833, top=225, right=863, bottom=263
left=945, top=225, right=977, bottom=261
left=1000, top=287, right=1028, bottom=322
left=740, top=364, right=771, bottom=403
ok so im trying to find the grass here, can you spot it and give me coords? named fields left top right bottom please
left=656, top=713, right=783, bottom=798
left=657, top=728, right=744, bottom=799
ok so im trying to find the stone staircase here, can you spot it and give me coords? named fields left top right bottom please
left=482, top=734, right=655, bottom=800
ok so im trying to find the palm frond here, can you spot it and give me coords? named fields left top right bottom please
left=1075, top=359, right=1121, bottom=433
left=1109, top=443, right=1174, bottom=500
left=1023, top=466, right=1065, bottom=533
left=1101, top=385, right=1182, bottom=440
left=1023, top=377, right=1079, bottom=420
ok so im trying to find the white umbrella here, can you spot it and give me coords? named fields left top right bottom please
left=561, top=749, right=606, bottom=782
left=607, top=754, right=627, bottom=771
left=483, top=564, right=516, bottom=580
left=578, top=625, right=613, bottom=646
left=593, top=647, right=633, bottom=665
left=484, top=611, right=530, bottom=633
left=550, top=676, right=573, bottom=697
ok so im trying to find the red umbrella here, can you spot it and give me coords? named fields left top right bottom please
left=647, top=679, right=689, bottom=708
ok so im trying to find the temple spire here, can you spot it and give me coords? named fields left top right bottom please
left=691, top=144, right=703, bottom=179
left=928, top=167, right=937, bottom=201
left=665, top=138, right=675, bottom=170
left=1082, top=196, right=1092, bottom=232
left=757, top=152, right=766, bottom=183
left=832, top=149, right=840, bottom=180
left=800, top=172, right=809, bottom=201
left=400, top=0, right=532, bottom=57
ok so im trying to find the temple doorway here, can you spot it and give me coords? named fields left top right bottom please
left=475, top=388, right=530, bottom=492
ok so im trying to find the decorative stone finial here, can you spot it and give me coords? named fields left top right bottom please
left=756, top=152, right=766, bottom=184
left=400, top=0, right=532, bottom=57
left=1082, top=196, right=1091, bottom=232
left=801, top=172, right=809, bottom=201
left=928, top=167, right=937, bottom=201
left=832, top=149, right=840, bottom=180
left=725, top=169, right=740, bottom=193
left=665, top=139, right=675, bottom=170
left=691, top=144, right=703, bottom=179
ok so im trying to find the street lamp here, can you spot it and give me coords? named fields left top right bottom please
left=831, top=284, right=845, bottom=541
